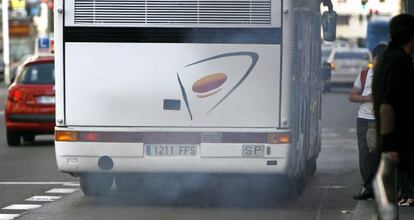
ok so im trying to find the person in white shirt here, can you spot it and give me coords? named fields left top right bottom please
left=349, top=44, right=387, bottom=200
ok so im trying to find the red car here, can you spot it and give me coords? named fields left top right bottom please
left=5, top=55, right=55, bottom=146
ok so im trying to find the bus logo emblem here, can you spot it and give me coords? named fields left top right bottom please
left=192, top=73, right=228, bottom=98
left=177, top=52, right=259, bottom=120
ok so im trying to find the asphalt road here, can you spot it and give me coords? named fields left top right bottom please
left=0, top=86, right=365, bottom=220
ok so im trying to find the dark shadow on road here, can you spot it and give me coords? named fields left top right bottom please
left=19, top=140, right=54, bottom=147
left=16, top=136, right=54, bottom=147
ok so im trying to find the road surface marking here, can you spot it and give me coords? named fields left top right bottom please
left=0, top=214, right=20, bottom=220
left=63, top=182, right=80, bottom=187
left=315, top=188, right=328, bottom=220
left=322, top=132, right=340, bottom=137
left=0, top=182, right=73, bottom=185
left=26, top=196, right=62, bottom=202
left=2, top=204, right=42, bottom=210
left=46, top=188, right=79, bottom=194
left=311, top=185, right=348, bottom=189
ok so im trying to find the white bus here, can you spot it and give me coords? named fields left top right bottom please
left=54, top=0, right=335, bottom=196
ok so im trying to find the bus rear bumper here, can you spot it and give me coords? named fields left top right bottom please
left=55, top=142, right=290, bottom=174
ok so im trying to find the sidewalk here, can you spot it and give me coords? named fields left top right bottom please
left=0, top=82, right=8, bottom=102
left=0, top=82, right=8, bottom=113
left=0, top=82, right=8, bottom=98
left=352, top=200, right=414, bottom=220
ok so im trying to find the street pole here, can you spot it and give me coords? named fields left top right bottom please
left=2, top=0, right=10, bottom=84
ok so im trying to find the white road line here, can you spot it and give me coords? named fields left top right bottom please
left=62, top=182, right=80, bottom=187
left=46, top=188, right=79, bottom=194
left=2, top=204, right=42, bottom=210
left=0, top=214, right=20, bottom=220
left=0, top=182, right=73, bottom=185
left=322, top=132, right=340, bottom=137
left=25, top=196, right=62, bottom=202
left=315, top=188, right=328, bottom=220
left=311, top=185, right=348, bottom=189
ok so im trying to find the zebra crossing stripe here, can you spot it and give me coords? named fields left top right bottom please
left=26, top=196, right=62, bottom=202
left=2, top=204, right=42, bottom=210
left=0, top=182, right=72, bottom=185
left=46, top=188, right=79, bottom=194
left=0, top=214, right=20, bottom=220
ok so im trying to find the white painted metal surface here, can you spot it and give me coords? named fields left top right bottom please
left=56, top=141, right=289, bottom=173
left=65, top=43, right=280, bottom=127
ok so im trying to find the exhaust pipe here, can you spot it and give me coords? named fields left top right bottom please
left=98, top=156, right=113, bottom=171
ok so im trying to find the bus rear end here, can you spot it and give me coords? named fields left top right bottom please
left=54, top=0, right=293, bottom=195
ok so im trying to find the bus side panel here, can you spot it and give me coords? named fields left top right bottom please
left=54, top=0, right=65, bottom=126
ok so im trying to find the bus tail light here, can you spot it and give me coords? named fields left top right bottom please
left=55, top=131, right=78, bottom=142
left=80, top=132, right=99, bottom=141
left=267, top=132, right=291, bottom=144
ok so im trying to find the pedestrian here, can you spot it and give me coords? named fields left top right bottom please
left=372, top=14, right=414, bottom=206
left=399, top=173, right=414, bottom=206
left=349, top=43, right=387, bottom=200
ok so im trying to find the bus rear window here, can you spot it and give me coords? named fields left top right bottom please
left=19, top=63, right=55, bottom=85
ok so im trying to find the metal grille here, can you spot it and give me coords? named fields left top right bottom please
left=74, top=0, right=272, bottom=25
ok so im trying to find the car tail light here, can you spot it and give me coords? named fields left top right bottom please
left=8, top=88, right=23, bottom=102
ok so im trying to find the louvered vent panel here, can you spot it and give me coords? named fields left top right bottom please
left=74, top=0, right=272, bottom=25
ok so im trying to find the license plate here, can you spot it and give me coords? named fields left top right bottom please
left=37, top=96, right=55, bottom=104
left=145, top=144, right=198, bottom=156
left=242, top=145, right=265, bottom=157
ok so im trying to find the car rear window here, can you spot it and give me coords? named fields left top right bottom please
left=334, top=52, right=370, bottom=60
left=19, top=63, right=54, bottom=84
